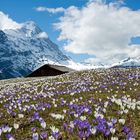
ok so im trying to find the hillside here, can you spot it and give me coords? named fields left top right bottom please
left=111, top=57, right=140, bottom=68
left=0, top=21, right=71, bottom=80
left=0, top=19, right=140, bottom=80
left=0, top=68, right=140, bottom=140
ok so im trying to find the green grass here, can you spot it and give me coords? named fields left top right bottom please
left=0, top=68, right=139, bottom=140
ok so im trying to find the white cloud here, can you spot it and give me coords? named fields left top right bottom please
left=55, top=1, right=140, bottom=64
left=35, top=7, right=48, bottom=12
left=35, top=7, right=65, bottom=14
left=0, top=11, right=21, bottom=30
left=36, top=32, right=48, bottom=38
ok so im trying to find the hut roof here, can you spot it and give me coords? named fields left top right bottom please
left=27, top=64, right=75, bottom=77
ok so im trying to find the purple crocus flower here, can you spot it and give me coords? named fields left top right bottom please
left=11, top=112, right=16, bottom=117
left=105, top=130, right=110, bottom=136
left=63, top=122, right=68, bottom=129
left=6, top=134, right=15, bottom=140
left=33, top=112, right=39, bottom=120
left=52, top=132, right=60, bottom=139
left=126, top=132, right=135, bottom=140
left=78, top=131, right=84, bottom=138
left=67, top=127, right=73, bottom=134
left=32, top=133, right=39, bottom=140
left=78, top=120, right=90, bottom=129
left=85, top=129, right=91, bottom=137
left=31, top=127, right=36, bottom=133
left=123, top=126, right=130, bottom=133
left=78, top=130, right=90, bottom=138
left=40, top=132, right=47, bottom=139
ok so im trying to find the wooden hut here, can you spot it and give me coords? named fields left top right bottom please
left=27, top=64, right=74, bottom=77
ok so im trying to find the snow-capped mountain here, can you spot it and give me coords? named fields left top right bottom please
left=0, top=20, right=139, bottom=80
left=70, top=56, right=140, bottom=70
left=0, top=21, right=71, bottom=79
left=111, top=57, right=140, bottom=68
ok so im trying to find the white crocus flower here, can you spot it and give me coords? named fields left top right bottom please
left=94, top=111, right=104, bottom=119
left=63, top=100, right=66, bottom=104
left=118, top=119, right=125, bottom=125
left=111, top=137, right=118, bottom=140
left=75, top=98, right=78, bottom=102
left=70, top=102, right=73, bottom=105
left=13, top=123, right=19, bottom=129
left=131, top=104, right=136, bottom=110
left=8, top=127, right=12, bottom=132
left=90, top=127, right=96, bottom=135
left=69, top=121, right=74, bottom=128
left=74, top=114, right=78, bottom=118
left=2, top=126, right=12, bottom=133
left=115, top=99, right=122, bottom=106
left=103, top=108, right=106, bottom=113
left=18, top=114, right=24, bottom=119
left=70, top=93, right=75, bottom=96
left=80, top=116, right=86, bottom=121
left=124, top=109, right=128, bottom=113
left=42, top=107, right=45, bottom=111
left=137, top=106, right=140, bottom=110
left=50, top=126, right=59, bottom=133
left=9, top=137, right=15, bottom=140
left=88, top=100, right=92, bottom=103
left=48, top=136, right=56, bottom=140
left=50, top=113, right=64, bottom=120
left=63, top=109, right=67, bottom=113
left=104, top=101, right=108, bottom=108
left=41, top=121, right=46, bottom=129
left=110, top=128, right=116, bottom=134
left=84, top=108, right=89, bottom=112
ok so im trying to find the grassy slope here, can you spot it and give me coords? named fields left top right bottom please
left=0, top=68, right=140, bottom=140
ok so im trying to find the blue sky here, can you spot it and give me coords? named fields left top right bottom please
left=0, top=0, right=140, bottom=63
left=0, top=0, right=86, bottom=41
left=0, top=0, right=91, bottom=61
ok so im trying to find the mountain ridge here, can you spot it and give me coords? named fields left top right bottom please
left=111, top=56, right=140, bottom=68
left=0, top=21, right=71, bottom=79
left=0, top=20, right=140, bottom=80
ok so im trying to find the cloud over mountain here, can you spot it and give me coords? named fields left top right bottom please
left=54, top=1, right=140, bottom=64
left=0, top=12, right=21, bottom=30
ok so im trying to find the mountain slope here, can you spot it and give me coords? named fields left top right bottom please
left=0, top=21, right=70, bottom=79
left=111, top=57, right=140, bottom=68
